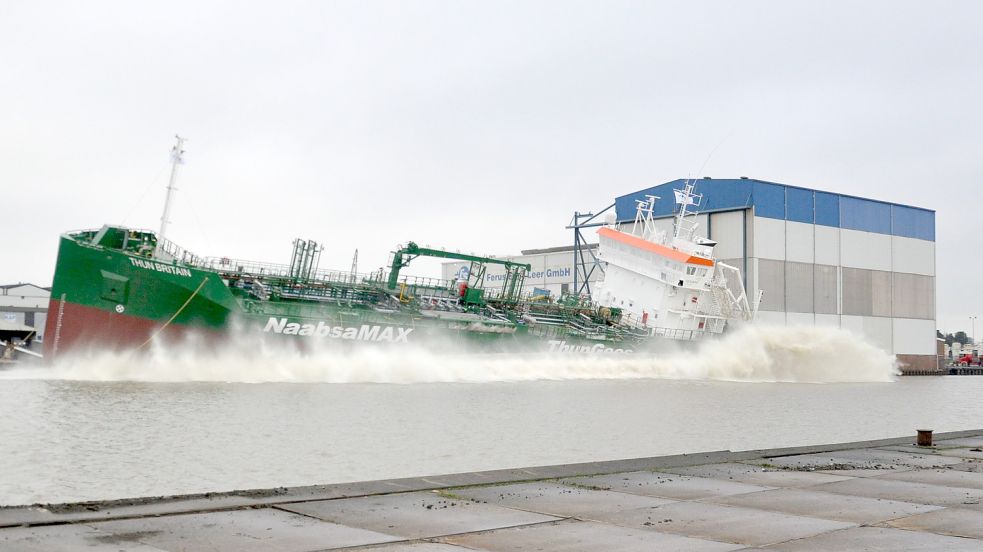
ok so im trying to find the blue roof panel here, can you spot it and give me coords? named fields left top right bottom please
left=751, top=181, right=786, bottom=220
left=613, top=177, right=934, bottom=241
left=892, top=204, right=935, bottom=241
left=840, top=196, right=892, bottom=234
left=815, top=191, right=840, bottom=227
left=786, top=186, right=815, bottom=224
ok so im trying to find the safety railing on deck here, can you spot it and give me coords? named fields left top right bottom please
left=154, top=235, right=203, bottom=266
left=652, top=327, right=706, bottom=341
left=201, top=256, right=382, bottom=286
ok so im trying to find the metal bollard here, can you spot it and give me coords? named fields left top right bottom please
left=916, top=429, right=933, bottom=447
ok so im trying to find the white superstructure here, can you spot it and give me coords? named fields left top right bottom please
left=592, top=182, right=757, bottom=339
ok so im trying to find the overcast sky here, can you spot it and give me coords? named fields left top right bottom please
left=2, top=1, right=980, bottom=334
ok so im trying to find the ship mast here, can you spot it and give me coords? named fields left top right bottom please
left=159, top=135, right=186, bottom=241
left=672, top=180, right=703, bottom=240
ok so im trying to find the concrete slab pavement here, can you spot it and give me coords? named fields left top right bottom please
left=4, top=429, right=983, bottom=551
left=562, top=471, right=774, bottom=501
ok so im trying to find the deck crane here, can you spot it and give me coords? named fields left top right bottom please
left=387, top=242, right=531, bottom=304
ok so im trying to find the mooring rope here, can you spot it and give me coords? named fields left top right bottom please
left=136, top=277, right=208, bottom=350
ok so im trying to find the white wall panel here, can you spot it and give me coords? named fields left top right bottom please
left=862, top=316, right=893, bottom=353
left=892, top=318, right=937, bottom=355
left=840, top=229, right=892, bottom=271
left=814, top=314, right=840, bottom=328
left=543, top=252, right=569, bottom=265
left=786, top=312, right=815, bottom=327
left=0, top=312, right=25, bottom=325
left=709, top=210, right=745, bottom=260
left=525, top=255, right=549, bottom=287
left=754, top=310, right=786, bottom=326
left=34, top=313, right=47, bottom=337
left=814, top=226, right=840, bottom=266
left=891, top=236, right=935, bottom=276
left=785, top=221, right=814, bottom=263
left=840, top=315, right=864, bottom=335
left=752, top=216, right=786, bottom=260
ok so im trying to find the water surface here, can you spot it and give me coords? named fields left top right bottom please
left=1, top=376, right=980, bottom=506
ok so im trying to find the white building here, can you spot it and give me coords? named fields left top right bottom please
left=440, top=244, right=601, bottom=299
left=0, top=283, right=50, bottom=340
left=444, top=177, right=937, bottom=372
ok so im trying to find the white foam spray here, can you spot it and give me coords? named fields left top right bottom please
left=10, top=324, right=898, bottom=384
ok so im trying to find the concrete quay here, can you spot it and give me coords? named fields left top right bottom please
left=4, top=430, right=983, bottom=551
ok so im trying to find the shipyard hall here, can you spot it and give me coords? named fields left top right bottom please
left=444, top=177, right=936, bottom=373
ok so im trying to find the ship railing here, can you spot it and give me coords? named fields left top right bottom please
left=201, top=257, right=378, bottom=285
left=392, top=275, right=461, bottom=300
left=277, top=286, right=374, bottom=305
left=155, top=236, right=203, bottom=266
left=651, top=327, right=706, bottom=341
left=68, top=229, right=100, bottom=243
left=201, top=258, right=296, bottom=278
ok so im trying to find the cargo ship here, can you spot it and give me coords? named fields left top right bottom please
left=43, top=138, right=759, bottom=360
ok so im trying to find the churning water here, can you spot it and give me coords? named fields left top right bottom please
left=26, top=324, right=898, bottom=384
left=2, top=325, right=977, bottom=507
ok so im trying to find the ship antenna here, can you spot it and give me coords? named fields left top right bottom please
left=159, top=135, right=186, bottom=241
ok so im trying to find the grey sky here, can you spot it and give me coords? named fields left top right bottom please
left=2, top=1, right=980, bottom=334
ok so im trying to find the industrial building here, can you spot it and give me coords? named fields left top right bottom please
left=442, top=177, right=937, bottom=371
left=441, top=244, right=600, bottom=299
left=0, top=283, right=50, bottom=341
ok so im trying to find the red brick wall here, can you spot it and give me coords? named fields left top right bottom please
left=897, top=354, right=942, bottom=374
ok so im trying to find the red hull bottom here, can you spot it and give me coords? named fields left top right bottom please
left=43, top=300, right=211, bottom=361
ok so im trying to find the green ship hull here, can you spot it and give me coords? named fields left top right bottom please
left=43, top=226, right=655, bottom=360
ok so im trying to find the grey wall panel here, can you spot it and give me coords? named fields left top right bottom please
left=757, top=258, right=785, bottom=311
left=694, top=213, right=710, bottom=240
left=785, top=261, right=814, bottom=313
left=892, top=273, right=935, bottom=320
left=842, top=267, right=892, bottom=317
left=708, top=210, right=746, bottom=260
left=745, top=258, right=756, bottom=304
left=842, top=267, right=873, bottom=316
left=814, top=264, right=838, bottom=314
left=871, top=270, right=892, bottom=317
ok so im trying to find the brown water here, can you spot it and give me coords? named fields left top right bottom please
left=1, top=375, right=980, bottom=507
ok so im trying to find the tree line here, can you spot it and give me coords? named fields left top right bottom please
left=938, top=330, right=971, bottom=346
